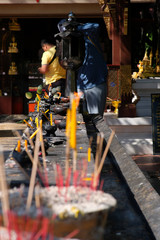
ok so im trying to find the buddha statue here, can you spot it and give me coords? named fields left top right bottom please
left=8, top=36, right=18, bottom=53
left=140, top=50, right=154, bottom=77
left=9, top=18, right=21, bottom=31
left=8, top=62, right=18, bottom=75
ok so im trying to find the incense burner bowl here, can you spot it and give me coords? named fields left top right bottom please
left=0, top=186, right=117, bottom=240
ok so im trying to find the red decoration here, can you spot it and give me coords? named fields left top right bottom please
left=36, top=0, right=39, bottom=2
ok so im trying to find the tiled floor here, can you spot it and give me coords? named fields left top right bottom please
left=132, top=155, right=160, bottom=172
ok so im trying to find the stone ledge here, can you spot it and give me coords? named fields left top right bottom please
left=110, top=134, right=160, bottom=240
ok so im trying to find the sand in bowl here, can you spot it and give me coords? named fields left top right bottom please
left=0, top=185, right=116, bottom=240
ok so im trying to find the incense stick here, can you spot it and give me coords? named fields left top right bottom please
left=25, top=129, right=35, bottom=151
left=14, top=129, right=42, bottom=171
left=73, top=149, right=77, bottom=172
left=98, top=132, right=104, bottom=166
left=25, top=146, right=42, bottom=171
left=52, top=162, right=57, bottom=185
left=26, top=130, right=40, bottom=212
left=94, top=134, right=100, bottom=174
left=0, top=149, right=10, bottom=227
left=81, top=136, right=93, bottom=179
left=35, top=184, right=41, bottom=209
left=14, top=159, right=30, bottom=180
left=65, top=136, right=70, bottom=179
left=64, top=229, right=80, bottom=239
left=97, top=130, right=115, bottom=176
left=92, top=131, right=115, bottom=189
left=40, top=120, right=49, bottom=187
left=39, top=122, right=47, bottom=170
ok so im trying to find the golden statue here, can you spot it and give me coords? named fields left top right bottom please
left=132, top=60, right=143, bottom=79
left=8, top=36, right=18, bottom=53
left=155, top=47, right=160, bottom=73
left=132, top=50, right=157, bottom=79
left=9, top=18, right=21, bottom=31
left=112, top=100, right=121, bottom=114
left=8, top=62, right=18, bottom=75
left=141, top=51, right=154, bottom=77
left=137, top=60, right=143, bottom=77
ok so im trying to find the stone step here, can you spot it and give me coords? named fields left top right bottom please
left=104, top=114, right=152, bottom=126
left=104, top=113, right=153, bottom=156
left=116, top=132, right=152, bottom=139
left=118, top=138, right=153, bottom=155
left=109, top=125, right=152, bottom=134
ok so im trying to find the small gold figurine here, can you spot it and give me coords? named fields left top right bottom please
left=132, top=60, right=143, bottom=79
left=155, top=47, right=160, bottom=73
left=8, top=36, right=18, bottom=53
left=142, top=51, right=154, bottom=77
left=8, top=62, right=18, bottom=75
left=112, top=100, right=121, bottom=115
left=132, top=50, right=155, bottom=79
left=9, top=18, right=21, bottom=31
left=137, top=60, right=143, bottom=77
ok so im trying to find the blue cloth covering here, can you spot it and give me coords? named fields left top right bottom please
left=77, top=23, right=108, bottom=90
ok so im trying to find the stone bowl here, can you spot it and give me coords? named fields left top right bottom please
left=0, top=186, right=117, bottom=240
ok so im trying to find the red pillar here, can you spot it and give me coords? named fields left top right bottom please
left=111, top=20, right=131, bottom=66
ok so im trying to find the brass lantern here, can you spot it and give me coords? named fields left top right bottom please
left=55, top=12, right=85, bottom=94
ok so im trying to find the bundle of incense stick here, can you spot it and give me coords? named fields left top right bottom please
left=65, top=93, right=80, bottom=177
left=92, top=130, right=115, bottom=189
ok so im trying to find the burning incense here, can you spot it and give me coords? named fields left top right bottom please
left=23, top=119, right=33, bottom=129
left=42, top=111, right=50, bottom=122
left=17, top=140, right=21, bottom=153
left=70, top=97, right=77, bottom=172
left=30, top=128, right=40, bottom=140
left=25, top=129, right=35, bottom=151
left=65, top=108, right=71, bottom=179
left=88, top=147, right=91, bottom=162
left=36, top=93, right=41, bottom=101
left=35, top=117, right=39, bottom=128
left=70, top=98, right=77, bottom=150
left=13, top=130, right=44, bottom=184
left=50, top=113, right=53, bottom=126
left=37, top=101, right=39, bottom=112
left=12, top=131, right=32, bottom=180
left=25, top=139, right=28, bottom=149
left=87, top=136, right=93, bottom=164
